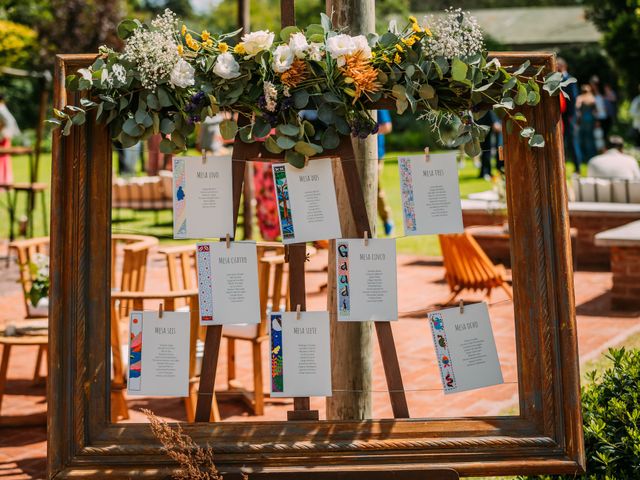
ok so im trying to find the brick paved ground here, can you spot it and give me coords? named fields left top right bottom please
left=1, top=244, right=639, bottom=479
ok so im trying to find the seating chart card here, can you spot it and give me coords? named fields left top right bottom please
left=173, top=156, right=234, bottom=239
left=196, top=241, right=260, bottom=326
left=427, top=302, right=503, bottom=394
left=272, top=158, right=342, bottom=244
left=336, top=238, right=398, bottom=322
left=128, top=311, right=190, bottom=397
left=398, top=152, right=463, bottom=236
left=270, top=311, right=332, bottom=398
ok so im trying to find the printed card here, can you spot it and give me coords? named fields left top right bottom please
left=336, top=238, right=398, bottom=322
left=270, top=311, right=332, bottom=398
left=173, top=156, right=234, bottom=239
left=196, top=241, right=260, bottom=326
left=272, top=158, right=342, bottom=244
left=398, top=152, right=463, bottom=235
left=128, top=311, right=190, bottom=397
left=427, top=302, right=503, bottom=394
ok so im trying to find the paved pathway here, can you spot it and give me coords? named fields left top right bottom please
left=1, top=249, right=639, bottom=479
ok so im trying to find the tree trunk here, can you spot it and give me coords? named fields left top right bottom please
left=326, top=0, right=377, bottom=421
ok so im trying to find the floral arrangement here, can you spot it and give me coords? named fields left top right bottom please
left=28, top=253, right=50, bottom=307
left=50, top=8, right=573, bottom=167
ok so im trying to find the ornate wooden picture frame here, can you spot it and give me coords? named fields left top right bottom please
left=48, top=52, right=585, bottom=479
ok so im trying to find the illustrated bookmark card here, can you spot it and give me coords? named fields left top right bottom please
left=427, top=302, right=503, bottom=394
left=271, top=158, right=342, bottom=244
left=196, top=241, right=260, bottom=326
left=128, top=311, right=190, bottom=397
left=398, top=152, right=463, bottom=235
left=173, top=156, right=234, bottom=239
left=336, top=238, right=398, bottom=322
left=270, top=311, right=332, bottom=398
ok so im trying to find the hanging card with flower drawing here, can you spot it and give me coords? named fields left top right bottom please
left=427, top=302, right=503, bottom=394
left=270, top=311, right=332, bottom=398
left=399, top=152, right=463, bottom=236
left=128, top=310, right=190, bottom=397
left=271, top=158, right=342, bottom=244
left=173, top=156, right=234, bottom=239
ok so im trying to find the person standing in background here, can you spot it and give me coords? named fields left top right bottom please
left=377, top=110, right=394, bottom=236
left=576, top=84, right=598, bottom=165
left=603, top=84, right=618, bottom=127
left=556, top=58, right=581, bottom=172
left=590, top=75, right=610, bottom=138
left=0, top=94, right=21, bottom=185
left=477, top=110, right=502, bottom=180
left=587, top=136, right=640, bottom=179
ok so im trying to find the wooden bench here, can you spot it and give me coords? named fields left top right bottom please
left=594, top=220, right=640, bottom=310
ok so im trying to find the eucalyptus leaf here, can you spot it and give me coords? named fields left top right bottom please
left=318, top=103, right=336, bottom=124
left=252, top=117, right=272, bottom=139
left=320, top=13, right=332, bottom=33
left=512, top=60, right=531, bottom=76
left=451, top=58, right=468, bottom=82
left=419, top=83, right=435, bottom=100
left=146, top=93, right=160, bottom=110
left=159, top=138, right=174, bottom=154
left=294, top=141, right=319, bottom=157
left=464, top=138, right=481, bottom=157
left=123, top=117, right=143, bottom=136
left=520, top=126, right=535, bottom=138
left=265, top=136, right=283, bottom=154
left=160, top=118, right=175, bottom=135
left=285, top=150, right=306, bottom=168
left=528, top=134, right=545, bottom=147
left=293, top=89, right=310, bottom=109
left=280, top=26, right=300, bottom=42
left=277, top=124, right=300, bottom=136
left=117, top=19, right=140, bottom=40
left=515, top=84, right=527, bottom=105
left=321, top=127, right=340, bottom=149
left=220, top=119, right=238, bottom=140
left=276, top=135, right=296, bottom=150
left=157, top=87, right=173, bottom=107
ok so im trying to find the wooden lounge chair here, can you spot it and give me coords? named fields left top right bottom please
left=438, top=232, right=513, bottom=305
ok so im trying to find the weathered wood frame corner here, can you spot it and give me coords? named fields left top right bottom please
left=48, top=52, right=585, bottom=479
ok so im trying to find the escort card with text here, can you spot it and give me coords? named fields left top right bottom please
left=427, top=302, right=503, bottom=394
left=398, top=152, right=463, bottom=236
left=336, top=238, right=398, bottom=322
left=272, top=158, right=342, bottom=244
left=270, top=311, right=332, bottom=398
left=128, top=311, right=190, bottom=397
left=173, top=156, right=234, bottom=239
left=196, top=241, right=260, bottom=326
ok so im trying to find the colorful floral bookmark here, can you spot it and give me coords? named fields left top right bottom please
left=337, top=241, right=351, bottom=318
left=399, top=157, right=417, bottom=233
left=173, top=158, right=187, bottom=237
left=273, top=165, right=295, bottom=240
left=270, top=313, right=284, bottom=393
left=196, top=243, right=214, bottom=323
left=428, top=312, right=457, bottom=391
left=128, top=312, right=143, bottom=391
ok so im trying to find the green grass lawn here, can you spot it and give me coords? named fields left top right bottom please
left=3, top=148, right=580, bottom=255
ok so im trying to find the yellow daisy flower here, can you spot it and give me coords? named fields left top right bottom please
left=204, top=38, right=214, bottom=48
left=177, top=44, right=184, bottom=55
left=412, top=22, right=422, bottom=33
left=219, top=42, right=229, bottom=53
left=395, top=44, right=404, bottom=52
left=394, top=53, right=402, bottom=64
left=423, top=26, right=432, bottom=37
left=234, top=42, right=246, bottom=54
left=201, top=30, right=210, bottom=41
left=409, top=15, right=417, bottom=24
left=181, top=24, right=187, bottom=36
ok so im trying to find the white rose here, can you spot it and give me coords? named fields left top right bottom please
left=213, top=53, right=241, bottom=79
left=325, top=34, right=356, bottom=66
left=169, top=58, right=195, bottom=88
left=308, top=42, right=324, bottom=61
left=272, top=45, right=295, bottom=73
left=241, top=30, right=275, bottom=58
left=289, top=32, right=309, bottom=58
left=352, top=35, right=372, bottom=59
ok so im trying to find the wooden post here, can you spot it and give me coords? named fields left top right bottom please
left=326, top=0, right=377, bottom=420
left=238, top=0, right=254, bottom=240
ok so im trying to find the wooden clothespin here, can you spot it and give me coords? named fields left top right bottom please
left=295, top=304, right=301, bottom=320
left=424, top=146, right=430, bottom=162
left=225, top=234, right=231, bottom=249
left=498, top=146, right=503, bottom=163
left=459, top=299, right=464, bottom=315
left=158, top=303, right=164, bottom=319
left=364, top=230, right=369, bottom=246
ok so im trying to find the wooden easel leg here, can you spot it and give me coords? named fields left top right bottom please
left=227, top=338, right=236, bottom=387
left=195, top=325, right=223, bottom=422
left=286, top=243, right=319, bottom=421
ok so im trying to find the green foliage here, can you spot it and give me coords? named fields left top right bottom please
left=584, top=0, right=640, bottom=97
left=520, top=348, right=640, bottom=480
left=0, top=19, right=38, bottom=68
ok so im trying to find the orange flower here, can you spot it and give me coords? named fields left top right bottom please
left=339, top=51, right=381, bottom=102
left=280, top=58, right=309, bottom=88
